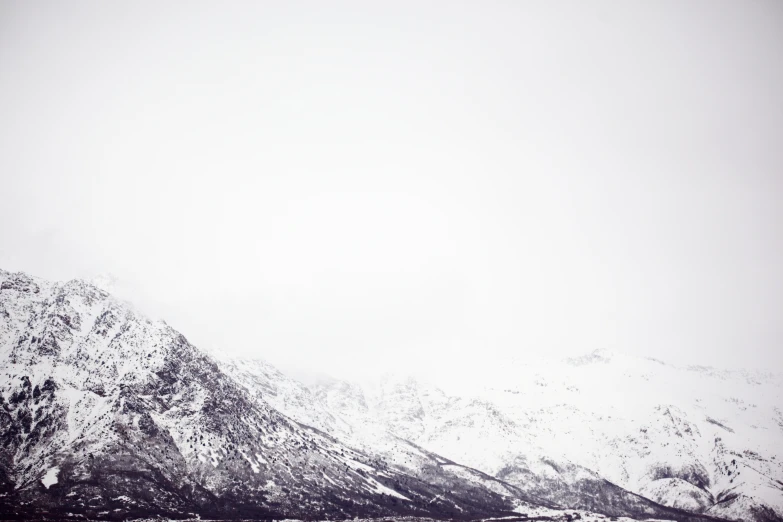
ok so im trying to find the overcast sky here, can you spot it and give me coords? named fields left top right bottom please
left=1, top=1, right=782, bottom=380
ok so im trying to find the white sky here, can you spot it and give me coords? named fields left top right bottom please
left=1, top=1, right=782, bottom=380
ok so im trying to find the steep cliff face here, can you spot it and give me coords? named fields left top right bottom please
left=0, top=269, right=520, bottom=520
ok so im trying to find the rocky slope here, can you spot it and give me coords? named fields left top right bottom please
left=0, top=269, right=523, bottom=520
left=302, top=351, right=783, bottom=522
left=2, top=268, right=774, bottom=522
left=219, top=358, right=725, bottom=521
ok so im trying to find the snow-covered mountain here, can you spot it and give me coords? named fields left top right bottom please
left=293, top=351, right=783, bottom=522
left=217, top=356, right=747, bottom=521
left=2, top=268, right=777, bottom=522
left=0, top=269, right=527, bottom=520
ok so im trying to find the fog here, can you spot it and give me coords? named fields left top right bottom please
left=2, top=1, right=782, bottom=379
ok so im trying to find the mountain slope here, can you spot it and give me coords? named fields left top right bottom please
left=4, top=268, right=777, bottom=521
left=0, top=269, right=520, bottom=520
left=219, top=357, right=725, bottom=521
left=308, top=351, right=783, bottom=522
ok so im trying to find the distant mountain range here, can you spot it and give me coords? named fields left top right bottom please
left=1, top=268, right=780, bottom=521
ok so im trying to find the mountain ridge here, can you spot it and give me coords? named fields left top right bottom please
left=284, top=345, right=783, bottom=521
left=1, top=268, right=779, bottom=521
left=0, top=269, right=522, bottom=520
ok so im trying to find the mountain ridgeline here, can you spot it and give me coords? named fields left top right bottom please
left=0, top=269, right=781, bottom=521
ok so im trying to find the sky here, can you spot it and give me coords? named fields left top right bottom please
left=1, top=1, right=782, bottom=380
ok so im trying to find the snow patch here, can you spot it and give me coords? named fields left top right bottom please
left=363, top=475, right=409, bottom=500
left=41, top=467, right=59, bottom=489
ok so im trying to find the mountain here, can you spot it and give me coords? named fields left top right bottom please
left=298, top=351, right=783, bottom=522
left=0, top=269, right=524, bottom=520
left=217, top=358, right=726, bottom=521
left=2, top=268, right=776, bottom=522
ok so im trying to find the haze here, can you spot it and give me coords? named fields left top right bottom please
left=1, top=1, right=782, bottom=380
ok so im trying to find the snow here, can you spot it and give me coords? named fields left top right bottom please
left=321, top=472, right=338, bottom=487
left=239, top=449, right=260, bottom=473
left=41, top=466, right=59, bottom=488
left=4, top=268, right=781, bottom=522
left=290, top=348, right=783, bottom=520
left=362, top=475, right=409, bottom=500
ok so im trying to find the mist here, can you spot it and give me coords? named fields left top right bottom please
left=1, top=1, right=782, bottom=380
